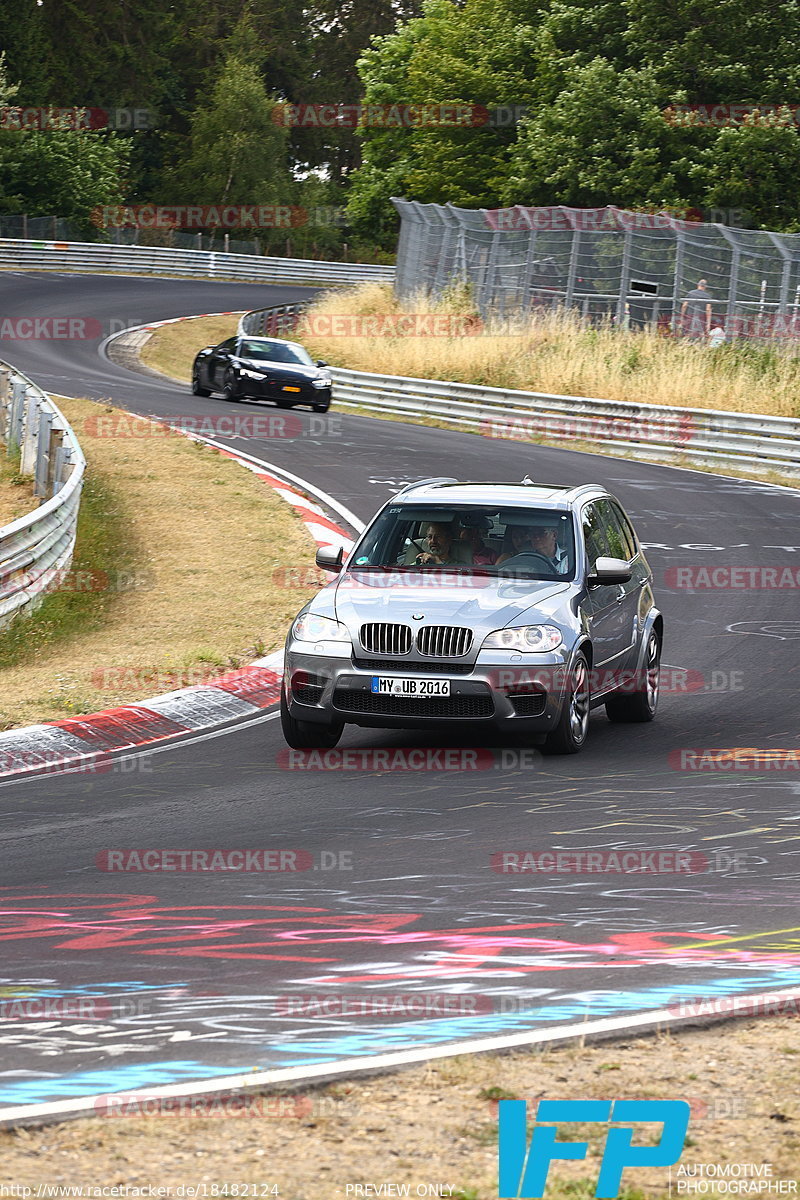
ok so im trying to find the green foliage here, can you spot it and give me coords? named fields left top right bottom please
left=167, top=14, right=290, bottom=212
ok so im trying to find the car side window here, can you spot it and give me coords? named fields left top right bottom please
left=582, top=503, right=610, bottom=568
left=217, top=337, right=238, bottom=352
left=597, top=499, right=634, bottom=562
left=608, top=501, right=639, bottom=560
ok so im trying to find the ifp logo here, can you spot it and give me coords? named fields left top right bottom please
left=498, top=1099, right=690, bottom=1198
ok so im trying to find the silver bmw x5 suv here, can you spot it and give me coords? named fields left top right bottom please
left=280, top=479, right=663, bottom=755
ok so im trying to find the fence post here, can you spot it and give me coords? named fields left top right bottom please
left=671, top=227, right=685, bottom=329
left=564, top=228, right=581, bottom=310
left=616, top=226, right=633, bottom=325
left=8, top=377, right=26, bottom=451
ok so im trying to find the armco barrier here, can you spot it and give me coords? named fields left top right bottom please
left=0, top=238, right=394, bottom=287
left=0, top=363, right=85, bottom=629
left=240, top=304, right=800, bottom=477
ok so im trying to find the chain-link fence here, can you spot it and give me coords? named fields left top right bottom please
left=392, top=199, right=800, bottom=340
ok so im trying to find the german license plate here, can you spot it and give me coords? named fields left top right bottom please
left=371, top=676, right=451, bottom=697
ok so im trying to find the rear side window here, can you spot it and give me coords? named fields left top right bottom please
left=597, top=499, right=636, bottom=562
left=581, top=503, right=610, bottom=567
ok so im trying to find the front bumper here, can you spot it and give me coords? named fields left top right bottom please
left=236, top=376, right=331, bottom=405
left=285, top=641, right=570, bottom=731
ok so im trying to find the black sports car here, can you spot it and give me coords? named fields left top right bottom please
left=191, top=335, right=332, bottom=412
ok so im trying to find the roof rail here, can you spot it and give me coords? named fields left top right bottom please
left=395, top=477, right=459, bottom=496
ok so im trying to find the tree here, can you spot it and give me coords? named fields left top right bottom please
left=347, top=0, right=542, bottom=242
left=504, top=59, right=694, bottom=209
left=167, top=15, right=291, bottom=219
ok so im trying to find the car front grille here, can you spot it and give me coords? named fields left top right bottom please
left=332, top=688, right=493, bottom=719
left=360, top=623, right=412, bottom=655
left=416, top=625, right=472, bottom=657
left=353, top=658, right=473, bottom=675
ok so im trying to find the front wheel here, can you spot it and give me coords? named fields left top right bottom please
left=312, top=401, right=330, bottom=413
left=542, top=651, right=590, bottom=755
left=280, top=687, right=343, bottom=750
left=222, top=370, right=240, bottom=402
left=606, top=630, right=661, bottom=723
left=191, top=368, right=211, bottom=397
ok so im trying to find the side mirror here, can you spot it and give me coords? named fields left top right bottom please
left=588, top=556, right=632, bottom=585
left=315, top=543, right=345, bottom=573
left=315, top=359, right=328, bottom=367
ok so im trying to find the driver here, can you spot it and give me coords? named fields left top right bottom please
left=415, top=522, right=462, bottom=565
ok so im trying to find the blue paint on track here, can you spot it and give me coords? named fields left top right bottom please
left=2, top=970, right=798, bottom=1107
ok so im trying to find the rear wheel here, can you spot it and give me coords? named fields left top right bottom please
left=606, top=630, right=660, bottom=723
left=280, top=686, right=343, bottom=750
left=542, top=651, right=590, bottom=755
left=191, top=367, right=211, bottom=397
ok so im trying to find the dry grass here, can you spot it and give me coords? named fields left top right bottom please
left=140, top=314, right=243, bottom=382
left=0, top=394, right=321, bottom=729
left=1, top=1020, right=798, bottom=1196
left=0, top=452, right=37, bottom=527
left=142, top=285, right=800, bottom=419
left=294, top=283, right=800, bottom=418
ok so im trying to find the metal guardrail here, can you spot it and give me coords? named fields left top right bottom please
left=0, top=238, right=395, bottom=287
left=0, top=363, right=85, bottom=629
left=240, top=303, right=800, bottom=477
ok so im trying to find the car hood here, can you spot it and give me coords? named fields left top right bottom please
left=332, top=570, right=571, bottom=634
left=237, top=357, right=320, bottom=380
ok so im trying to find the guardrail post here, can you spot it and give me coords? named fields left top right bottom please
left=8, top=377, right=26, bottom=452
left=20, top=389, right=40, bottom=475
left=34, top=407, right=53, bottom=497
left=0, top=368, right=9, bottom=441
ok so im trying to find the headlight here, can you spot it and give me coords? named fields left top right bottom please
left=311, top=376, right=332, bottom=389
left=239, top=368, right=266, bottom=380
left=292, top=612, right=350, bottom=643
left=482, top=624, right=563, bottom=652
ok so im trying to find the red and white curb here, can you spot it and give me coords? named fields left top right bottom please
left=0, top=421, right=357, bottom=781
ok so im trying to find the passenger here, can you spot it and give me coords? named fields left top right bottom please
left=459, top=520, right=498, bottom=565
left=498, top=521, right=568, bottom=572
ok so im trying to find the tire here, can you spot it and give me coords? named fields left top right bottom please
left=542, top=651, right=590, bottom=755
left=312, top=401, right=330, bottom=413
left=191, top=368, right=211, bottom=397
left=280, top=686, right=343, bottom=750
left=276, top=399, right=294, bottom=409
left=606, top=629, right=661, bottom=723
left=222, top=370, right=239, bottom=402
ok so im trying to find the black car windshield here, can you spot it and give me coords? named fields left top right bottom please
left=350, top=505, right=576, bottom=580
left=240, top=339, right=314, bottom=366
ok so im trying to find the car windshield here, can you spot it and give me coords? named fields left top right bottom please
left=349, top=504, right=576, bottom=580
left=240, top=339, right=313, bottom=366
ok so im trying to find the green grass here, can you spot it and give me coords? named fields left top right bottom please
left=0, top=463, right=140, bottom=671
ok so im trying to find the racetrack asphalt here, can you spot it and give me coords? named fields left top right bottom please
left=0, top=271, right=799, bottom=1110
